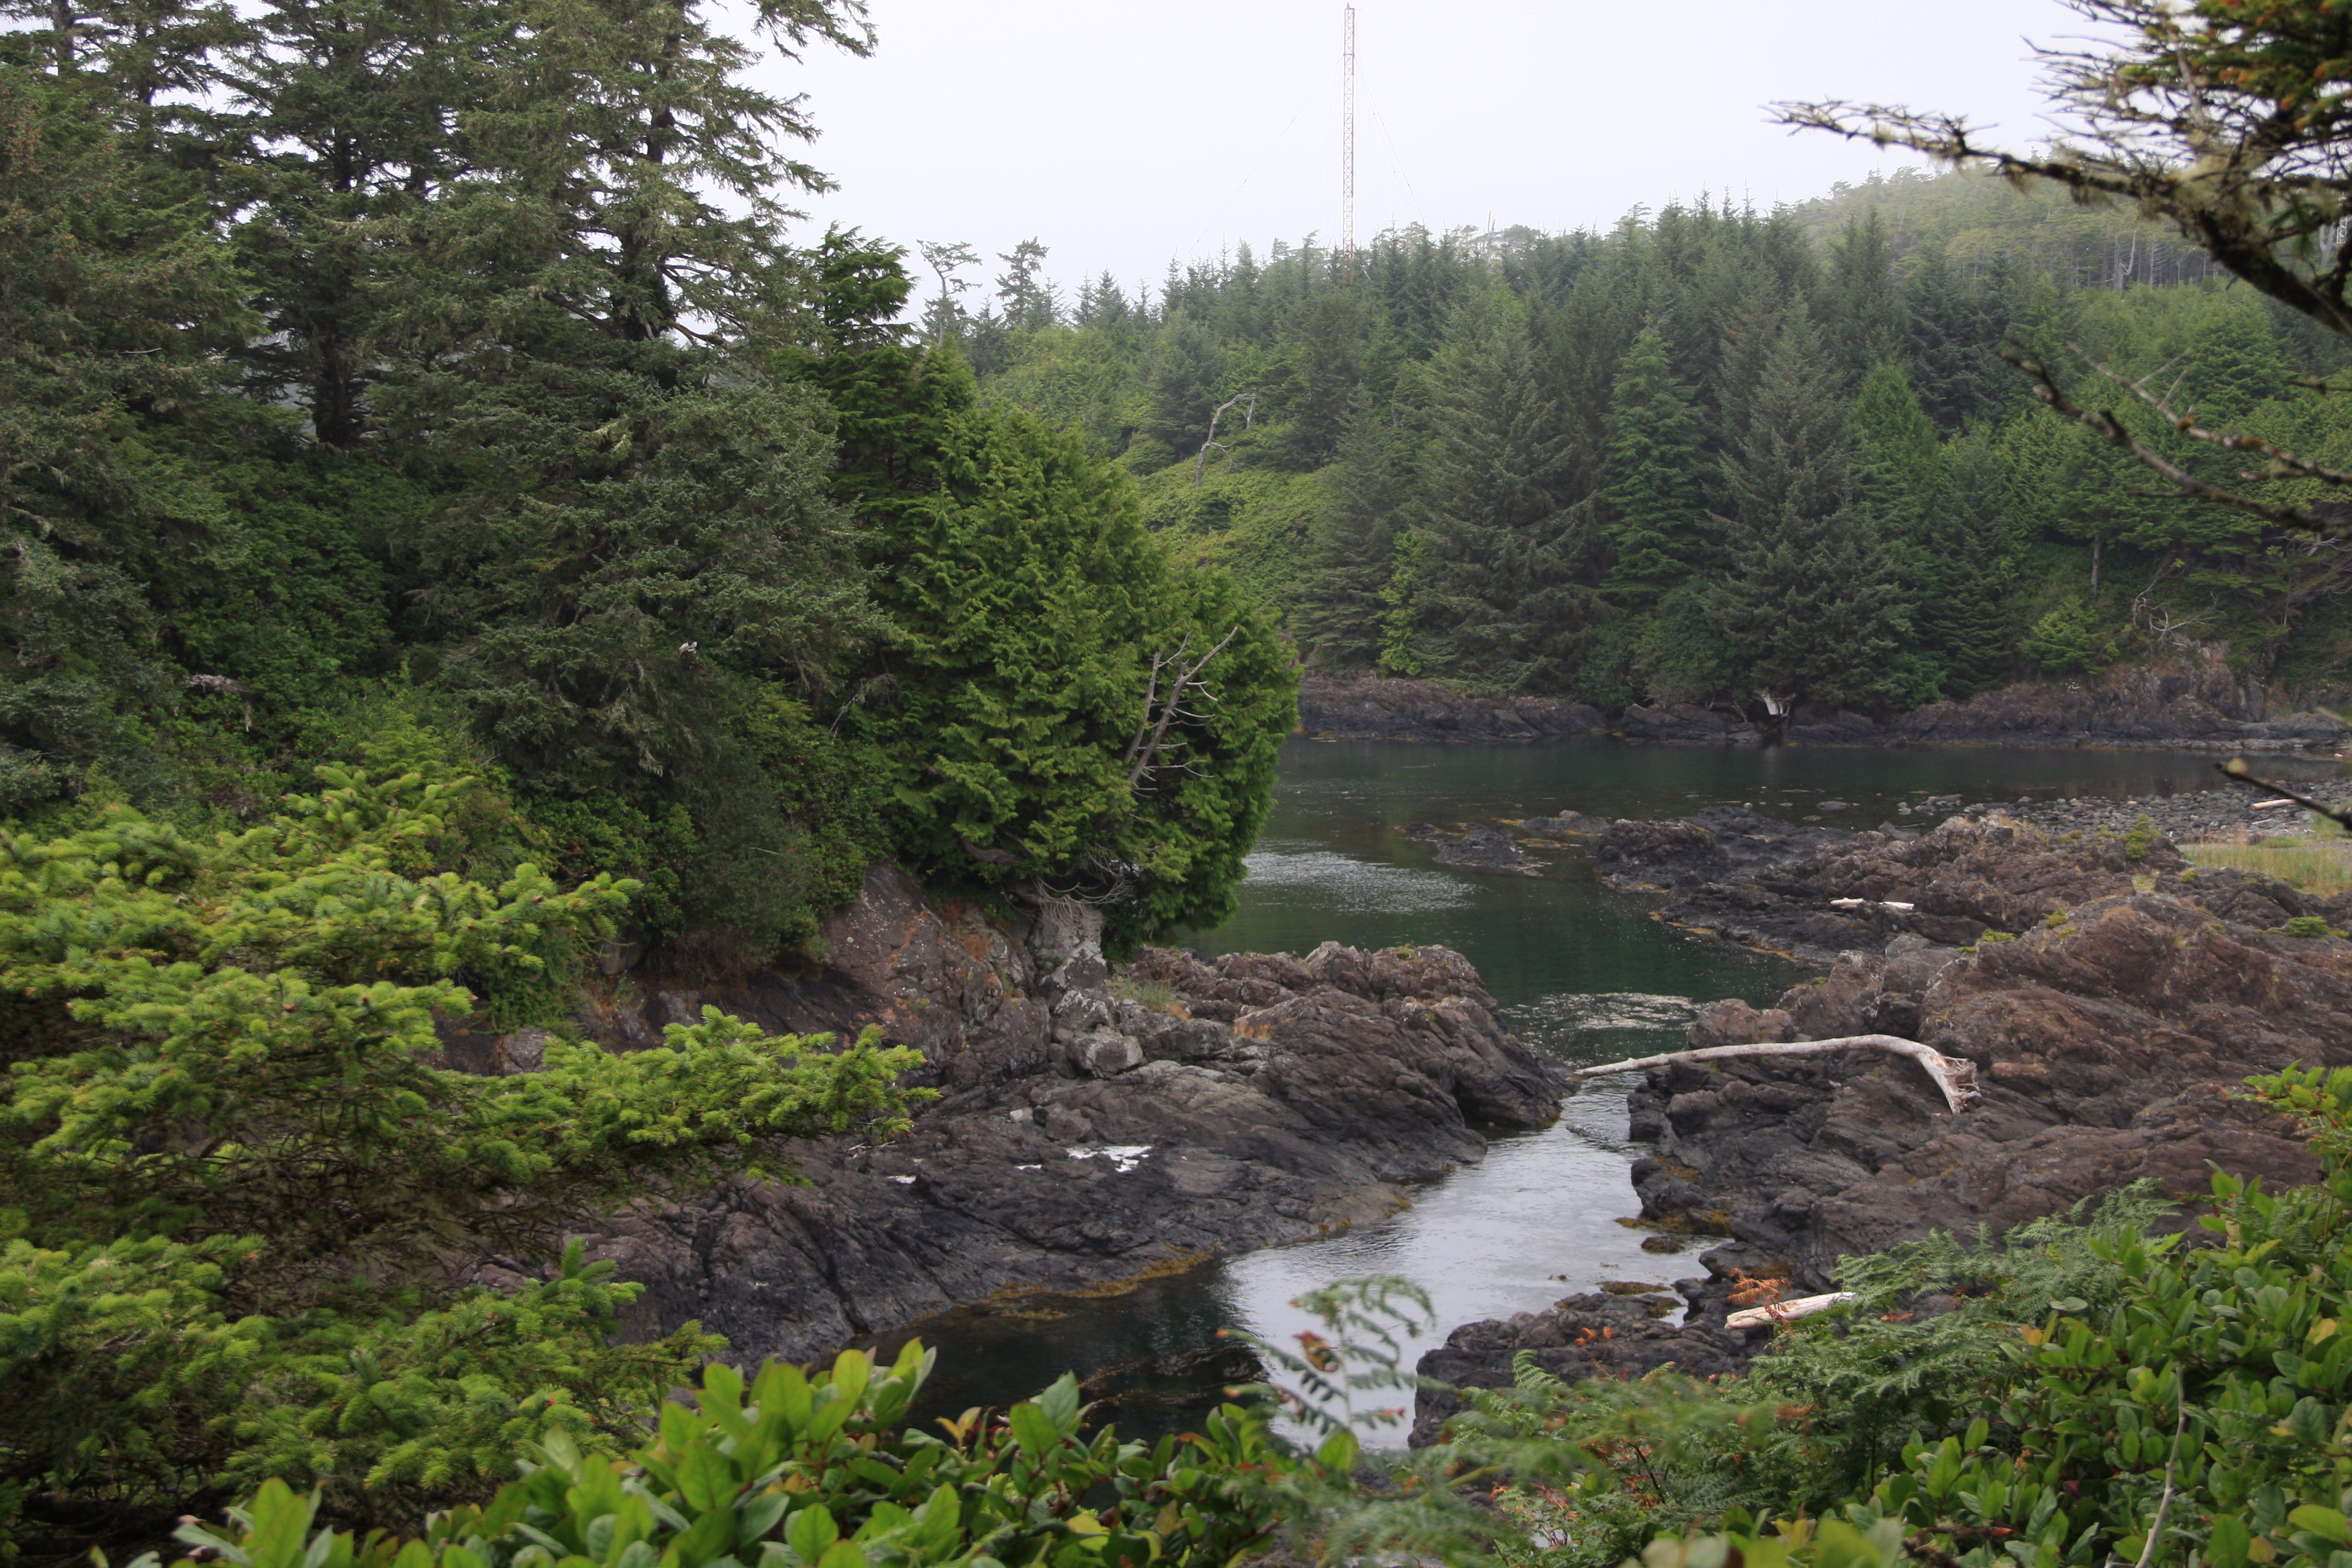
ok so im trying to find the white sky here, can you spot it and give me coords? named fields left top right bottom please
left=743, top=0, right=2085, bottom=313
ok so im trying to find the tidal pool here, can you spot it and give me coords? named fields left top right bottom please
left=858, top=738, right=2328, bottom=1442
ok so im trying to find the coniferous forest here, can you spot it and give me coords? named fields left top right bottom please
left=942, top=172, right=2352, bottom=708
left=23, top=0, right=2352, bottom=1561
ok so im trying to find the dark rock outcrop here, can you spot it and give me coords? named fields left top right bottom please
left=1411, top=1284, right=1748, bottom=1446
left=1296, top=673, right=1606, bottom=743
left=460, top=869, right=1561, bottom=1368
left=1620, top=702, right=1764, bottom=745
left=1598, top=814, right=2351, bottom=1291
left=1431, top=820, right=1540, bottom=874
left=1420, top=812, right=2349, bottom=1432
left=1590, top=806, right=2208, bottom=962
left=1885, top=662, right=2347, bottom=751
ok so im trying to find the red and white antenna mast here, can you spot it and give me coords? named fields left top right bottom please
left=1342, top=5, right=1356, bottom=284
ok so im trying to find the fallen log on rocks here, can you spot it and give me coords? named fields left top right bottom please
left=1568, top=1034, right=1984, bottom=1114
left=1725, top=1290, right=1857, bottom=1330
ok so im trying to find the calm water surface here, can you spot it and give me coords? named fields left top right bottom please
left=863, top=739, right=2328, bottom=1440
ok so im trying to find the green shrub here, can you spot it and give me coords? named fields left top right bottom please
left=137, top=1346, right=1303, bottom=1568
left=2020, top=595, right=2112, bottom=678
left=0, top=769, right=927, bottom=1546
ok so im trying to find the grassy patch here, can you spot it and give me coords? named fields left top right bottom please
left=2183, top=838, right=2352, bottom=896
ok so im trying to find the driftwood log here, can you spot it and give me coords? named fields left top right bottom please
left=1567, top=1034, right=1983, bottom=1115
left=1725, top=1290, right=1857, bottom=1330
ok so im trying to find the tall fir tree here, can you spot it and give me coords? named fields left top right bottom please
left=1820, top=209, right=1906, bottom=387
left=1921, top=424, right=2019, bottom=695
left=1293, top=388, right=1400, bottom=670
left=1712, top=310, right=1912, bottom=707
left=1904, top=242, right=2003, bottom=430
left=1413, top=295, right=1598, bottom=690
left=1599, top=321, right=1711, bottom=606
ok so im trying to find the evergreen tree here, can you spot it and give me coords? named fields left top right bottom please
left=854, top=407, right=1295, bottom=944
left=1278, top=290, right=1364, bottom=466
left=1904, top=241, right=2002, bottom=430
left=995, top=237, right=1058, bottom=330
left=1599, top=322, right=1711, bottom=605
left=1414, top=295, right=1598, bottom=690
left=1820, top=209, right=1906, bottom=386
left=1921, top=425, right=2019, bottom=694
left=1293, top=389, right=1400, bottom=669
left=1141, top=312, right=1227, bottom=461
left=1713, top=310, right=1912, bottom=707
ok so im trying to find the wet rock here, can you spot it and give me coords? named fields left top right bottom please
left=1514, top=810, right=1613, bottom=840
left=526, top=875, right=1561, bottom=1368
left=1886, top=660, right=2347, bottom=750
left=1296, top=673, right=1606, bottom=743
left=1619, top=702, right=1763, bottom=745
left=1412, top=1286, right=1748, bottom=1446
left=1587, top=822, right=2352, bottom=1296
left=1432, top=821, right=1537, bottom=874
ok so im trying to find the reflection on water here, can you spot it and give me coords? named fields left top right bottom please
left=855, top=739, right=2305, bottom=1443
left=1233, top=843, right=1474, bottom=915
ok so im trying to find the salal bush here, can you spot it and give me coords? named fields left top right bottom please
left=134, top=1344, right=1307, bottom=1568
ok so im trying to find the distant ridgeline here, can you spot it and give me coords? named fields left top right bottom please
left=943, top=166, right=2350, bottom=713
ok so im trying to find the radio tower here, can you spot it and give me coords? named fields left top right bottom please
left=1342, top=5, right=1356, bottom=284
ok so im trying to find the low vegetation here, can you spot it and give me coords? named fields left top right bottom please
left=2181, top=838, right=2352, bottom=897
left=115, top=1065, right=2352, bottom=1568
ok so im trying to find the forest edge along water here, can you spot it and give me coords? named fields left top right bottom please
left=843, top=736, right=2342, bottom=1444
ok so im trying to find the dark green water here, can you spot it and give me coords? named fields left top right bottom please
left=862, top=739, right=2319, bottom=1440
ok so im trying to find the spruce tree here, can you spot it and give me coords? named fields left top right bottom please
left=1711, top=310, right=1912, bottom=708
left=1293, top=389, right=1400, bottom=670
left=1921, top=425, right=2019, bottom=695
left=1599, top=322, right=1711, bottom=606
left=1414, top=295, right=1598, bottom=690
left=1904, top=241, right=2002, bottom=430
left=1820, top=209, right=1906, bottom=386
left=1141, top=312, right=1227, bottom=461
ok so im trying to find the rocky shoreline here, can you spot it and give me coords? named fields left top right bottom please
left=1299, top=665, right=2351, bottom=752
left=1410, top=805, right=2352, bottom=1441
left=444, top=866, right=1560, bottom=1369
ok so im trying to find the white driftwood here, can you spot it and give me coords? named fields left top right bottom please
left=1569, top=1034, right=1982, bottom=1114
left=1726, top=1291, right=1856, bottom=1330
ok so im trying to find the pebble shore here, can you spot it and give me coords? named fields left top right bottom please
left=1912, top=785, right=2342, bottom=842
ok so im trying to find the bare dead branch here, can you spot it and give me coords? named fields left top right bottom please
left=1999, top=347, right=2345, bottom=531
left=1569, top=1034, right=1982, bottom=1114
left=1125, top=625, right=1243, bottom=789
left=1194, top=390, right=1261, bottom=489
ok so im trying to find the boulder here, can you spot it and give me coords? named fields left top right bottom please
left=511, top=874, right=1560, bottom=1369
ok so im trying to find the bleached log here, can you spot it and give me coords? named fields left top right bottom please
left=1726, top=1291, right=1857, bottom=1330
left=1568, top=1034, right=1982, bottom=1114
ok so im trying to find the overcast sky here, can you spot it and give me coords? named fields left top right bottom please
left=740, top=0, right=2086, bottom=314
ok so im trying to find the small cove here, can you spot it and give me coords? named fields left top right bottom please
left=855, top=738, right=2341, bottom=1439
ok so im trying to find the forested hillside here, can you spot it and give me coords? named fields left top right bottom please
left=0, top=0, right=1295, bottom=966
left=936, top=168, right=2352, bottom=710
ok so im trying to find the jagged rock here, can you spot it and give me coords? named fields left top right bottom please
left=1431, top=821, right=1536, bottom=874
left=1412, top=1286, right=1748, bottom=1446
left=1593, top=808, right=2187, bottom=963
left=513, top=875, right=1559, bottom=1369
left=1583, top=816, right=2352, bottom=1295
left=1887, top=660, right=2347, bottom=750
left=1514, top=810, right=1612, bottom=840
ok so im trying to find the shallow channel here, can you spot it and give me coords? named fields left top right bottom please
left=859, top=739, right=2331, bottom=1442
